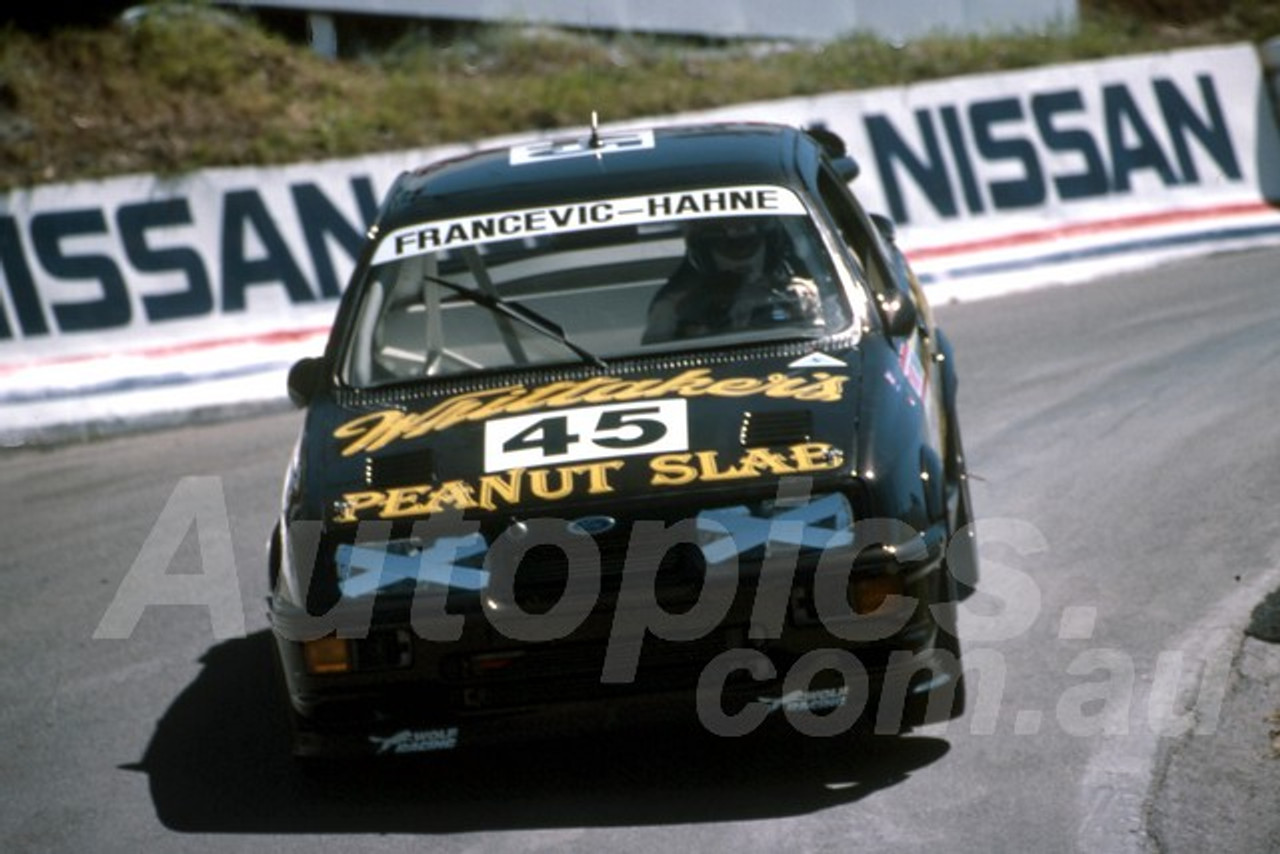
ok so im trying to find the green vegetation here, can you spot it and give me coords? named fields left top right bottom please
left=1, top=0, right=1277, bottom=191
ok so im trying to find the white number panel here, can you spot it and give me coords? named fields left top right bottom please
left=483, top=400, right=689, bottom=472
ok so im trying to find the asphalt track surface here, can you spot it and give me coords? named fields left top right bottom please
left=3, top=246, right=1279, bottom=853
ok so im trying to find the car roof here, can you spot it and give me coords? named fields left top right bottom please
left=376, top=122, right=820, bottom=231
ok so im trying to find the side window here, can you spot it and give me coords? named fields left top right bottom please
left=817, top=170, right=896, bottom=301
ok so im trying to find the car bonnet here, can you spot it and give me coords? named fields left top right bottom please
left=308, top=345, right=862, bottom=529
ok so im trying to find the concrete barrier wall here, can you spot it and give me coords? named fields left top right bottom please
left=3, top=43, right=1278, bottom=444
left=674, top=43, right=1280, bottom=300
left=214, top=0, right=1078, bottom=44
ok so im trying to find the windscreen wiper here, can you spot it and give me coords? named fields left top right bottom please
left=421, top=273, right=608, bottom=370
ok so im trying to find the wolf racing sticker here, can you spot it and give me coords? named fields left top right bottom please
left=369, top=727, right=460, bottom=755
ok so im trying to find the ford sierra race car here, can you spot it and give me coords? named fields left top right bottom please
left=268, top=121, right=978, bottom=758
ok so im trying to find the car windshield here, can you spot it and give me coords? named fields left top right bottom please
left=340, top=184, right=857, bottom=388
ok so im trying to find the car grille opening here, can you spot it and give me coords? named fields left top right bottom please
left=364, top=449, right=435, bottom=487
left=739, top=409, right=813, bottom=447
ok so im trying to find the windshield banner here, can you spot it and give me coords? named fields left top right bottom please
left=372, top=185, right=807, bottom=265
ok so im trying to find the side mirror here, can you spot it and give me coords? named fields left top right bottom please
left=870, top=212, right=896, bottom=241
left=879, top=290, right=919, bottom=337
left=287, top=357, right=329, bottom=408
left=868, top=211, right=919, bottom=336
left=831, top=155, right=860, bottom=183
left=805, top=124, right=860, bottom=182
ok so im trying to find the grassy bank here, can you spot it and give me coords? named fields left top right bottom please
left=1, top=0, right=1278, bottom=191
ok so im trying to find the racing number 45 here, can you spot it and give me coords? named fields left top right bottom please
left=484, top=400, right=690, bottom=472
left=504, top=407, right=666, bottom=454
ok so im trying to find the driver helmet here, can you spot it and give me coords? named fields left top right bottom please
left=688, top=218, right=781, bottom=276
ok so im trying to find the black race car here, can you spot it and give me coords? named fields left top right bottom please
left=269, top=121, right=978, bottom=758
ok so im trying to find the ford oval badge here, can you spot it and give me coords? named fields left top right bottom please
left=567, top=515, right=617, bottom=536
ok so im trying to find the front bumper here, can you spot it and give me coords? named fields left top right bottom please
left=271, top=521, right=963, bottom=758
left=283, top=638, right=961, bottom=758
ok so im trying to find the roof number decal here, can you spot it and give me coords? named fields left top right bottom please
left=510, top=129, right=655, bottom=165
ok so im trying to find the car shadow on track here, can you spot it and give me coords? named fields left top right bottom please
left=125, top=631, right=951, bottom=834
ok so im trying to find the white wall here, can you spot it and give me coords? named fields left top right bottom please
left=4, top=42, right=1277, bottom=444
left=213, top=0, right=1078, bottom=42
